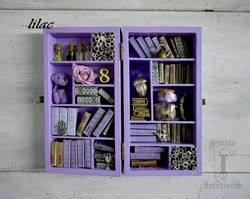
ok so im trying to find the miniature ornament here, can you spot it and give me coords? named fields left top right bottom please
left=154, top=89, right=178, bottom=120
left=56, top=120, right=67, bottom=136
left=103, top=153, right=112, bottom=170
left=51, top=73, right=68, bottom=104
left=156, top=44, right=171, bottom=58
left=73, top=63, right=98, bottom=84
left=53, top=43, right=63, bottom=61
left=99, top=67, right=111, bottom=83
left=76, top=43, right=84, bottom=61
left=133, top=74, right=148, bottom=97
left=66, top=43, right=76, bottom=61
left=85, top=43, right=91, bottom=60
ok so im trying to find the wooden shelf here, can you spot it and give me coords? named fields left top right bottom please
left=51, top=136, right=115, bottom=140
left=153, top=84, right=195, bottom=87
left=73, top=83, right=114, bottom=87
left=129, top=120, right=195, bottom=124
left=129, top=58, right=195, bottom=62
left=130, top=142, right=195, bottom=147
left=50, top=104, right=114, bottom=108
left=50, top=61, right=114, bottom=66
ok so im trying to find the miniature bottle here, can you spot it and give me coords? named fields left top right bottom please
left=66, top=43, right=76, bottom=61
left=85, top=43, right=91, bottom=60
left=53, top=43, right=63, bottom=61
left=76, top=43, right=84, bottom=61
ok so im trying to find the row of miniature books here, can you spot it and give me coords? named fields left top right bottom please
left=129, top=35, right=190, bottom=58
left=51, top=139, right=115, bottom=169
left=52, top=107, right=114, bottom=137
left=75, top=87, right=114, bottom=105
left=152, top=62, right=192, bottom=84
left=130, top=146, right=167, bottom=168
left=130, top=123, right=192, bottom=143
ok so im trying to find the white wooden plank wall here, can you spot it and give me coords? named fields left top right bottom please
left=0, top=1, right=250, bottom=198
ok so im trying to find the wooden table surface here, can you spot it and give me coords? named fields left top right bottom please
left=0, top=1, right=250, bottom=198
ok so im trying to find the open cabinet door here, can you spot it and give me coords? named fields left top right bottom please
left=44, top=27, right=121, bottom=176
left=122, top=27, right=201, bottom=176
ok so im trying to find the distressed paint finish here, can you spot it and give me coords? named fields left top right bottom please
left=0, top=7, right=250, bottom=199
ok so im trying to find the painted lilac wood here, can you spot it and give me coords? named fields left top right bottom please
left=44, top=27, right=121, bottom=176
left=122, top=27, right=201, bottom=176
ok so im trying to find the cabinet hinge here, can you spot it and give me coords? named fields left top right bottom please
left=202, top=98, right=206, bottom=105
left=37, top=96, right=44, bottom=104
left=121, top=143, right=124, bottom=160
left=120, top=43, right=123, bottom=61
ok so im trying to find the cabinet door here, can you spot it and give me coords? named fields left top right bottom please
left=44, top=27, right=121, bottom=176
left=122, top=27, right=201, bottom=176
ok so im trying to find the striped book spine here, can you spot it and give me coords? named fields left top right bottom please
left=174, top=36, right=185, bottom=58
left=130, top=152, right=161, bottom=160
left=130, top=124, right=156, bottom=130
left=152, top=62, right=159, bottom=84
left=92, top=109, right=114, bottom=137
left=51, top=107, right=59, bottom=135
left=82, top=108, right=105, bottom=137
left=84, top=140, right=91, bottom=168
left=130, top=129, right=156, bottom=136
left=130, top=136, right=157, bottom=142
left=77, top=140, right=83, bottom=168
left=63, top=139, right=70, bottom=168
left=134, top=146, right=165, bottom=153
left=165, top=64, right=170, bottom=84
left=67, top=108, right=78, bottom=136
left=159, top=62, right=165, bottom=84
left=170, top=38, right=180, bottom=58
left=136, top=36, right=153, bottom=58
left=70, top=140, right=77, bottom=168
left=152, top=36, right=160, bottom=49
left=145, top=36, right=157, bottom=56
left=129, top=37, right=146, bottom=58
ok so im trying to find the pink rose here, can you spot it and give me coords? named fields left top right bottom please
left=73, top=64, right=97, bottom=84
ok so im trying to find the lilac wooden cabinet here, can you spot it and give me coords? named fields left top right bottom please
left=44, top=27, right=121, bottom=176
left=122, top=27, right=201, bottom=176
left=44, top=27, right=201, bottom=176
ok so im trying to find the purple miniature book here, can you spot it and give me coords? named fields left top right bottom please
left=134, top=147, right=165, bottom=153
left=136, top=36, right=153, bottom=58
left=84, top=140, right=91, bottom=168
left=130, top=124, right=156, bottom=130
left=92, top=109, right=114, bottom=137
left=130, top=129, right=156, bottom=136
left=145, top=36, right=157, bottom=57
left=82, top=108, right=105, bottom=137
left=129, top=37, right=146, bottom=58
left=94, top=141, right=114, bottom=153
left=63, top=139, right=70, bottom=168
left=130, top=136, right=157, bottom=142
left=70, top=140, right=77, bottom=168
left=130, top=153, right=161, bottom=160
left=77, top=140, right=84, bottom=168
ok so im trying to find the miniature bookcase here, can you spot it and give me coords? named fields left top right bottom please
left=122, top=27, right=201, bottom=176
left=44, top=27, right=121, bottom=176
